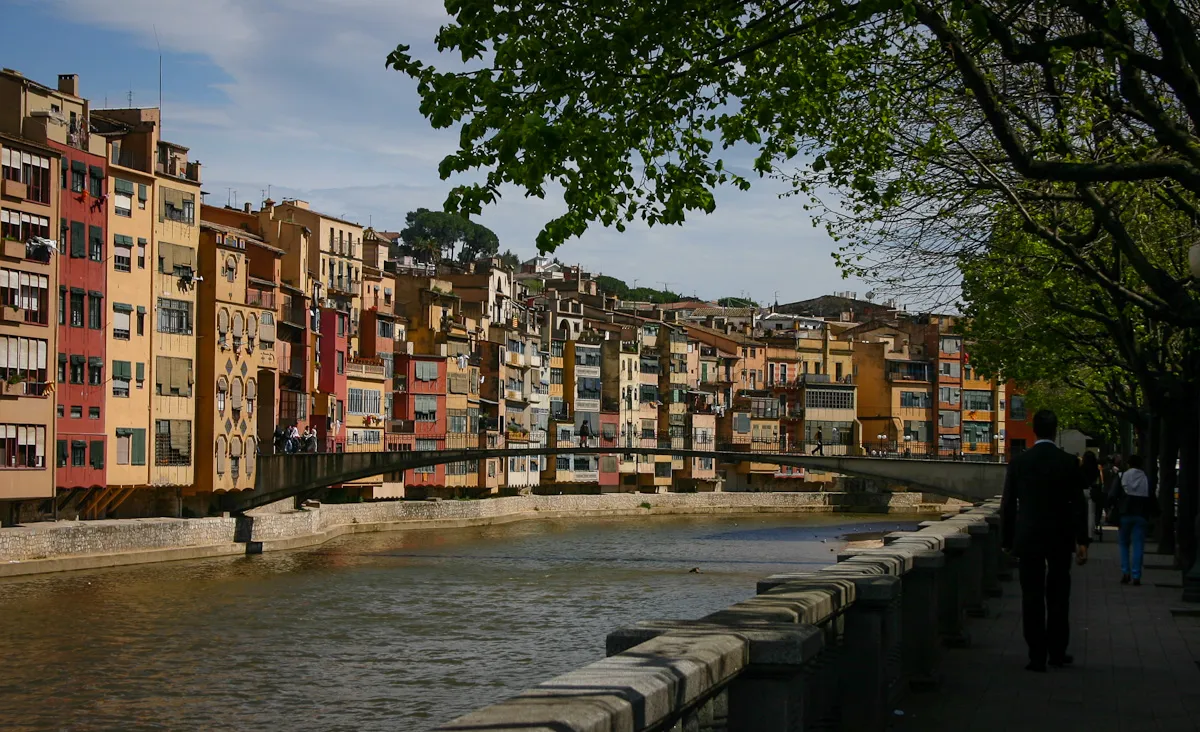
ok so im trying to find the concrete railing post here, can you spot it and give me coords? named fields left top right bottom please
left=838, top=575, right=902, bottom=732
left=955, top=520, right=991, bottom=617
left=937, top=532, right=972, bottom=647
left=900, top=549, right=944, bottom=690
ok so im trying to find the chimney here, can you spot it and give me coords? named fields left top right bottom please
left=243, top=202, right=252, bottom=214
left=57, top=74, right=79, bottom=97
left=743, top=323, right=752, bottom=336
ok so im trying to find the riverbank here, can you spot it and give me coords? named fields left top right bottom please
left=0, top=490, right=952, bottom=578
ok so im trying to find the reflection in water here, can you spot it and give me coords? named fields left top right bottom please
left=0, top=513, right=916, bottom=731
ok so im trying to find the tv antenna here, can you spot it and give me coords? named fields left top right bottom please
left=154, top=25, right=162, bottom=130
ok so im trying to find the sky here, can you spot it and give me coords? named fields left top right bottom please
left=6, top=0, right=868, bottom=304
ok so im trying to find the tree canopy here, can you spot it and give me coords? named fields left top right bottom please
left=399, top=207, right=499, bottom=263
left=389, top=1, right=1200, bottom=325
left=594, top=274, right=683, bottom=303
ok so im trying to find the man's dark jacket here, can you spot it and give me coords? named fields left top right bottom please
left=1001, top=441, right=1090, bottom=556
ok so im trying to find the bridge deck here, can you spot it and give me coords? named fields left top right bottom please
left=894, top=533, right=1200, bottom=731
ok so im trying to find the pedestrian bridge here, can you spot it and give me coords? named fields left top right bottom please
left=229, top=446, right=1006, bottom=513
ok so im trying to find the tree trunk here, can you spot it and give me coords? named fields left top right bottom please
left=1158, top=418, right=1179, bottom=557
left=1177, top=403, right=1200, bottom=576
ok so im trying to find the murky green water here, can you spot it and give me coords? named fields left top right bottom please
left=0, top=513, right=916, bottom=731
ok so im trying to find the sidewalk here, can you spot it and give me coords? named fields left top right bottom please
left=893, top=529, right=1200, bottom=732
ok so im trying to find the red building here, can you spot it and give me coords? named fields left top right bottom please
left=395, top=353, right=446, bottom=488
left=316, top=308, right=349, bottom=450
left=52, top=139, right=106, bottom=490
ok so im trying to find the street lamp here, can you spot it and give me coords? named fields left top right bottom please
left=1185, top=244, right=1200, bottom=600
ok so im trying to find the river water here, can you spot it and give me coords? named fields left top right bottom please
left=0, top=513, right=915, bottom=731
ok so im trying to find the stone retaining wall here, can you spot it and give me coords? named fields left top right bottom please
left=0, top=491, right=941, bottom=575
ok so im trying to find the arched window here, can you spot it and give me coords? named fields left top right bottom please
left=215, top=435, right=227, bottom=475
left=216, top=376, right=228, bottom=413
left=224, top=254, right=238, bottom=282
left=230, top=436, right=243, bottom=477
left=246, top=437, right=256, bottom=475
left=247, top=313, right=258, bottom=341
left=231, top=377, right=243, bottom=412
left=217, top=308, right=230, bottom=346
left=232, top=311, right=245, bottom=349
left=245, top=378, right=257, bottom=415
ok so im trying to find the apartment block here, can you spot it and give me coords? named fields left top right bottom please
left=194, top=211, right=283, bottom=501
left=0, top=70, right=66, bottom=520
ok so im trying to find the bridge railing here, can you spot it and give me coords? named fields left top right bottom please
left=434, top=501, right=1007, bottom=731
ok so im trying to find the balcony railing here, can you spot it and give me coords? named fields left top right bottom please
left=347, top=359, right=386, bottom=378
left=246, top=288, right=276, bottom=309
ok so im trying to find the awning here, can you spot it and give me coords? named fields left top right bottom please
left=71, top=160, right=86, bottom=173
left=478, top=397, right=499, bottom=405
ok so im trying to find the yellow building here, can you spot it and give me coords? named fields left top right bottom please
left=853, top=330, right=936, bottom=456
left=145, top=139, right=201, bottom=489
left=195, top=212, right=283, bottom=500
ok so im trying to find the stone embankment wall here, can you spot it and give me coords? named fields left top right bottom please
left=0, top=491, right=943, bottom=577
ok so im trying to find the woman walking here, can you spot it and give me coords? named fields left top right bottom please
left=1082, top=452, right=1105, bottom=541
left=1113, top=455, right=1152, bottom=586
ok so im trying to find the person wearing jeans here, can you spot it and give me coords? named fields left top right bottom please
left=1115, top=454, right=1152, bottom=585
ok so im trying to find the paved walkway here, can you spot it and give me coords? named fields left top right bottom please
left=893, top=529, right=1200, bottom=732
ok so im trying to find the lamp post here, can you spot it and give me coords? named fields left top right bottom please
left=1185, top=245, right=1200, bottom=601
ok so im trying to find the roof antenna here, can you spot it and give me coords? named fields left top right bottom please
left=226, top=187, right=231, bottom=206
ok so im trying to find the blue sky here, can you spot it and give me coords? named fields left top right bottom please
left=7, top=0, right=867, bottom=304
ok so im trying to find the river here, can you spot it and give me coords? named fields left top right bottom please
left=0, top=512, right=915, bottom=731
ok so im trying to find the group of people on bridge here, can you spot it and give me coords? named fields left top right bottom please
left=272, top=424, right=319, bottom=455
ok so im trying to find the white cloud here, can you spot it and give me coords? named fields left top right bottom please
left=48, top=0, right=865, bottom=302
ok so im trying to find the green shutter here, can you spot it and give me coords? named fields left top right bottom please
left=113, top=360, right=131, bottom=380
left=131, top=429, right=146, bottom=465
left=112, top=302, right=133, bottom=313
left=71, top=160, right=86, bottom=173
left=136, top=362, right=144, bottom=380
left=90, top=440, right=104, bottom=469
left=138, top=183, right=148, bottom=201
left=70, top=221, right=85, bottom=257
left=114, top=178, right=134, bottom=195
left=114, top=234, right=133, bottom=247
left=89, top=165, right=103, bottom=179
left=89, top=225, right=102, bottom=254
left=57, top=440, right=67, bottom=468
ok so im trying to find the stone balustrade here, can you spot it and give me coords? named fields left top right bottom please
left=435, top=498, right=1005, bottom=732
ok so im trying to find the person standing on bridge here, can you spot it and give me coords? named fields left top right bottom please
left=1001, top=409, right=1089, bottom=673
left=811, top=426, right=824, bottom=455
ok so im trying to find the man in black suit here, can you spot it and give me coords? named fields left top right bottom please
left=1001, top=409, right=1089, bottom=672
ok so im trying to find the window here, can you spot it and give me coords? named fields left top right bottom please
left=115, top=428, right=146, bottom=465
left=414, top=395, right=438, bottom=422
left=0, top=336, right=49, bottom=394
left=2, top=151, right=52, bottom=203
left=155, top=357, right=193, bottom=397
left=69, top=355, right=84, bottom=384
left=940, top=336, right=962, bottom=354
left=157, top=242, right=195, bottom=276
left=750, top=398, right=780, bottom=418
left=803, top=389, right=853, bottom=410
left=70, top=220, right=85, bottom=258
left=550, top=368, right=563, bottom=384
left=89, top=406, right=100, bottom=420
left=57, top=439, right=67, bottom=468
left=1010, top=395, right=1027, bottom=421
left=0, top=424, right=47, bottom=468
left=113, top=235, right=132, bottom=271
left=70, top=161, right=85, bottom=194
left=939, top=361, right=962, bottom=378
left=70, top=406, right=82, bottom=419
left=904, top=420, right=933, bottom=443
left=112, top=360, right=131, bottom=397
left=58, top=288, right=64, bottom=325
left=137, top=239, right=146, bottom=268
left=88, top=167, right=104, bottom=198
left=414, top=360, right=439, bottom=381
left=138, top=184, right=147, bottom=209
left=154, top=419, right=192, bottom=466
left=217, top=389, right=226, bottom=414
left=57, top=355, right=66, bottom=384
left=414, top=439, right=437, bottom=473
left=88, top=359, right=102, bottom=386
left=336, top=350, right=344, bottom=374
left=348, top=387, right=382, bottom=415
left=88, top=294, right=102, bottom=329
left=112, top=303, right=131, bottom=339
left=159, top=187, right=195, bottom=224
left=157, top=298, right=192, bottom=334
left=805, top=420, right=853, bottom=445
left=939, top=386, right=961, bottom=405
left=89, top=225, right=103, bottom=261
left=71, top=440, right=86, bottom=467
left=962, top=390, right=994, bottom=411
left=577, top=377, right=601, bottom=400
left=0, top=269, right=50, bottom=325
left=939, top=410, right=961, bottom=428
left=733, top=413, right=751, bottom=434
left=135, top=361, right=144, bottom=388
left=900, top=391, right=931, bottom=408
left=69, top=291, right=84, bottom=327
left=963, top=421, right=992, bottom=445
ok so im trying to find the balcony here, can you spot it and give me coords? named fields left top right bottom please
left=246, top=287, right=276, bottom=309
left=347, top=358, right=387, bottom=379
left=2, top=179, right=28, bottom=200
left=390, top=419, right=416, bottom=434
left=327, top=276, right=356, bottom=296
left=575, top=397, right=600, bottom=413
left=888, top=371, right=931, bottom=383
left=0, top=379, right=48, bottom=398
left=575, top=364, right=601, bottom=379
